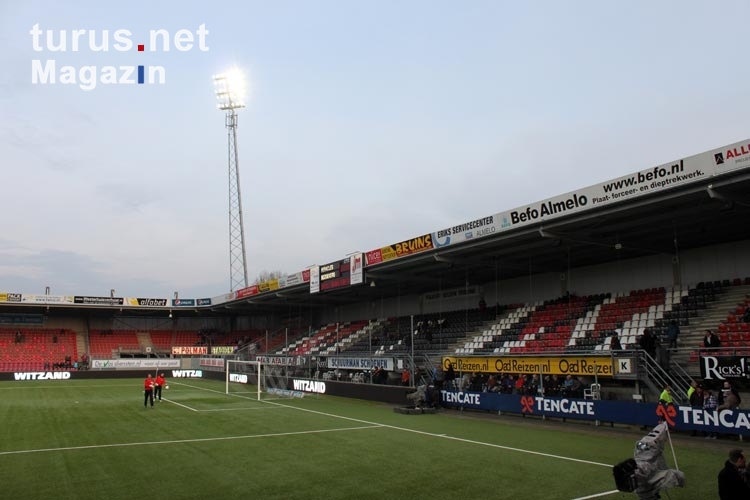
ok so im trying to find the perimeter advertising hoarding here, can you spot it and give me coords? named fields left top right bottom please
left=439, top=392, right=750, bottom=436
left=442, top=355, right=615, bottom=376
left=90, top=359, right=181, bottom=369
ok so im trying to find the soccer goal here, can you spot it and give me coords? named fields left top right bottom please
left=226, top=359, right=301, bottom=400
left=225, top=359, right=263, bottom=400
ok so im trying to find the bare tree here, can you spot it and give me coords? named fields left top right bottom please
left=254, top=270, right=283, bottom=285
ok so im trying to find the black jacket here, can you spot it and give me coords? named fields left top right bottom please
left=718, top=461, right=750, bottom=500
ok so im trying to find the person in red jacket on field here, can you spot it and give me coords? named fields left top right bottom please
left=144, top=374, right=155, bottom=408
left=154, top=373, right=166, bottom=402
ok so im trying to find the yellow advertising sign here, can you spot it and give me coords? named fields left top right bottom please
left=380, top=233, right=434, bottom=262
left=442, top=355, right=614, bottom=377
left=258, top=279, right=280, bottom=293
left=0, top=293, right=7, bottom=302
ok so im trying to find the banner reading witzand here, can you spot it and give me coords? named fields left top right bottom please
left=442, top=355, right=615, bottom=376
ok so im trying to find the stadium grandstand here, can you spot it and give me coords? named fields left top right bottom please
left=2, top=137, right=750, bottom=436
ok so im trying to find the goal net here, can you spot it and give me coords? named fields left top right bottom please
left=225, top=359, right=263, bottom=400
left=225, top=359, right=299, bottom=399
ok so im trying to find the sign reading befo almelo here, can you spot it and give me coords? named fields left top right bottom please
left=442, top=356, right=614, bottom=376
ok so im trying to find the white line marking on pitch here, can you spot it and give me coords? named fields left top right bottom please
left=162, top=382, right=615, bottom=469
left=162, top=398, right=198, bottom=412
left=571, top=489, right=620, bottom=500
left=231, top=390, right=613, bottom=468
left=0, top=425, right=382, bottom=456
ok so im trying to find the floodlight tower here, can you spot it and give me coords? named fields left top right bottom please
left=213, top=67, right=249, bottom=291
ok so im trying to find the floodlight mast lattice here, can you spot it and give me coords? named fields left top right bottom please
left=213, top=68, right=249, bottom=291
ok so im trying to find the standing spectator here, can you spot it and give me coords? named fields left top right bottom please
left=719, top=381, right=741, bottom=411
left=401, top=369, right=410, bottom=387
left=610, top=333, right=623, bottom=350
left=659, top=385, right=673, bottom=405
left=143, top=374, right=155, bottom=408
left=639, top=328, right=657, bottom=358
left=154, top=373, right=166, bottom=402
left=704, top=330, right=721, bottom=350
left=689, top=385, right=704, bottom=436
left=444, top=362, right=456, bottom=389
left=718, top=449, right=750, bottom=499
left=687, top=380, right=698, bottom=400
left=666, top=320, right=680, bottom=349
left=704, top=390, right=719, bottom=439
left=514, top=374, right=526, bottom=394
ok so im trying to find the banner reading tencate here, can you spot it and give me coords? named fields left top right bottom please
left=499, top=138, right=750, bottom=231
left=91, top=359, right=181, bottom=369
left=328, top=357, right=395, bottom=371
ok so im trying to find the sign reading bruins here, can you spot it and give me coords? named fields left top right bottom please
left=442, top=355, right=614, bottom=376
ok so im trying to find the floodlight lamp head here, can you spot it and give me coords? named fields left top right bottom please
left=213, top=66, right=247, bottom=110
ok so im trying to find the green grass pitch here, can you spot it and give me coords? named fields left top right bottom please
left=0, top=378, right=731, bottom=499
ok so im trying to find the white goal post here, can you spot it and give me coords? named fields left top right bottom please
left=225, top=359, right=263, bottom=400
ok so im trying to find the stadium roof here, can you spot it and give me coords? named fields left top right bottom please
left=230, top=163, right=750, bottom=312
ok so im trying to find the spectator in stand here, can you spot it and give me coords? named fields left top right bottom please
left=610, top=333, right=623, bottom=350
left=401, top=369, right=410, bottom=386
left=524, top=374, right=540, bottom=396
left=478, top=297, right=487, bottom=313
left=718, top=449, right=750, bottom=499
left=666, top=320, right=680, bottom=349
left=687, top=380, right=698, bottom=400
left=704, top=390, right=719, bottom=439
left=743, top=305, right=750, bottom=324
left=514, top=374, right=526, bottom=394
left=719, top=381, right=742, bottom=411
left=659, top=385, right=674, bottom=405
left=444, top=362, right=456, bottom=389
left=689, top=385, right=705, bottom=436
left=500, top=373, right=514, bottom=394
left=486, top=374, right=498, bottom=393
left=639, top=328, right=657, bottom=358
left=562, top=375, right=583, bottom=398
left=705, top=329, right=722, bottom=350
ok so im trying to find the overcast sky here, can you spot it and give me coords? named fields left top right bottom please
left=0, top=0, right=748, bottom=299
